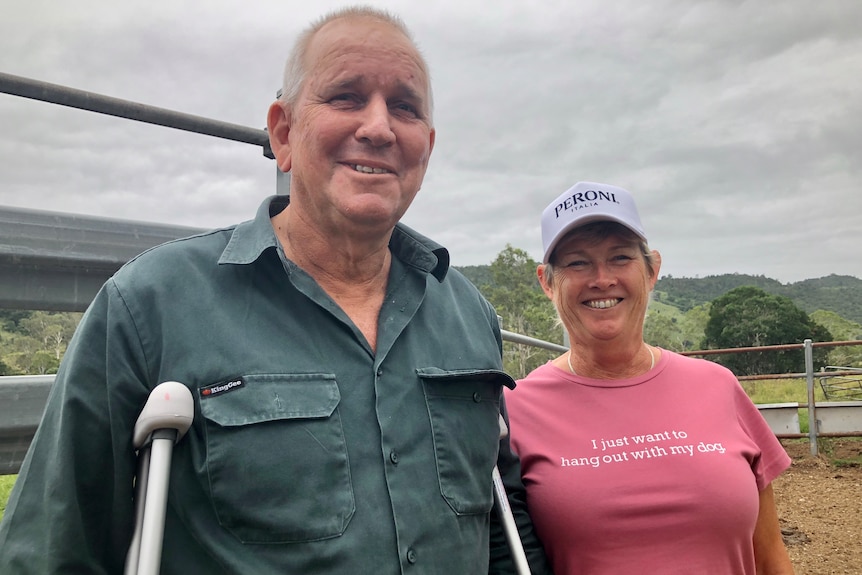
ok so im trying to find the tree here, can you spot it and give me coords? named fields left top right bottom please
left=0, top=310, right=31, bottom=332
left=0, top=311, right=82, bottom=375
left=643, top=306, right=685, bottom=351
left=19, top=311, right=81, bottom=361
left=483, top=245, right=561, bottom=378
left=703, top=286, right=833, bottom=375
left=810, top=310, right=862, bottom=367
left=681, top=304, right=710, bottom=351
left=0, top=356, right=12, bottom=376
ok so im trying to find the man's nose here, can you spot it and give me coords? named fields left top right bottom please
left=355, top=96, right=396, bottom=146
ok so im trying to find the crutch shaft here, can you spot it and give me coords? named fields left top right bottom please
left=136, top=430, right=178, bottom=575
left=492, top=465, right=531, bottom=575
left=124, top=448, right=151, bottom=575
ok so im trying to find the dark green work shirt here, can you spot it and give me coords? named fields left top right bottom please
left=0, top=196, right=549, bottom=574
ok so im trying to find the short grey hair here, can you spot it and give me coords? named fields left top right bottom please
left=278, top=5, right=434, bottom=121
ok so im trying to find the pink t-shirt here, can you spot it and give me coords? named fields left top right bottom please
left=505, top=350, right=791, bottom=575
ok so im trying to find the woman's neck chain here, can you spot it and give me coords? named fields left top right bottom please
left=566, top=345, right=655, bottom=375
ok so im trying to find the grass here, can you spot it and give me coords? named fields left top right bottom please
left=746, top=378, right=862, bottom=466
left=0, top=474, right=16, bottom=522
left=740, top=377, right=827, bottom=405
left=740, top=377, right=828, bottom=434
left=816, top=436, right=862, bottom=468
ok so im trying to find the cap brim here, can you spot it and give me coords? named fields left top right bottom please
left=543, top=214, right=648, bottom=263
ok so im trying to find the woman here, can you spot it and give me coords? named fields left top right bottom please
left=504, top=181, right=795, bottom=574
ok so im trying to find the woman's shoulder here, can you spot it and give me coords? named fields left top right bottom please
left=515, top=361, right=561, bottom=385
left=663, top=349, right=736, bottom=377
left=508, top=362, right=563, bottom=398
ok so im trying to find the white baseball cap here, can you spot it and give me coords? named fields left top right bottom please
left=541, top=181, right=647, bottom=263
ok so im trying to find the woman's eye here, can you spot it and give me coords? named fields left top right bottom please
left=566, top=260, right=588, bottom=268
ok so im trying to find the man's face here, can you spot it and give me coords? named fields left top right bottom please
left=279, top=18, right=435, bottom=237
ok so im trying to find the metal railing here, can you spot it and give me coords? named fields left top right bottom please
left=818, top=366, right=862, bottom=401
left=0, top=72, right=293, bottom=313
left=0, top=205, right=206, bottom=312
left=0, top=72, right=272, bottom=157
left=5, top=339, right=861, bottom=473
left=3, top=73, right=861, bottom=474
left=681, top=340, right=862, bottom=455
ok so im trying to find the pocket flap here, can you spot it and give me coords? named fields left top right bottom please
left=415, top=367, right=516, bottom=389
left=199, top=374, right=340, bottom=427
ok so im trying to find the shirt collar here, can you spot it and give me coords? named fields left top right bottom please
left=218, top=196, right=450, bottom=282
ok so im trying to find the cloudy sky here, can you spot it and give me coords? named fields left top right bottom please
left=1, top=0, right=860, bottom=284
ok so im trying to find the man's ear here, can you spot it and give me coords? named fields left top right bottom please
left=267, top=101, right=292, bottom=173
left=428, top=127, right=436, bottom=157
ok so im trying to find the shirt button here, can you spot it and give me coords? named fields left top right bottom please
left=390, top=450, right=399, bottom=464
left=473, top=392, right=482, bottom=403
left=406, top=548, right=417, bottom=564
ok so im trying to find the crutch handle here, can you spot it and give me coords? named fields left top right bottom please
left=126, top=381, right=195, bottom=575
left=133, top=381, right=194, bottom=448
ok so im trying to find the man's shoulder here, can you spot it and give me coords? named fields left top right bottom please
left=113, top=226, right=237, bottom=285
left=441, top=265, right=484, bottom=293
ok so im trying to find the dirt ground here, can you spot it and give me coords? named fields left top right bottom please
left=774, top=439, right=862, bottom=575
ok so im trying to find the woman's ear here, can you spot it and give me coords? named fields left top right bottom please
left=267, top=101, right=293, bottom=173
left=536, top=264, right=555, bottom=300
left=649, top=250, right=662, bottom=289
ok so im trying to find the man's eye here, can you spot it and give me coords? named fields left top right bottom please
left=330, top=93, right=360, bottom=104
left=392, top=101, right=419, bottom=117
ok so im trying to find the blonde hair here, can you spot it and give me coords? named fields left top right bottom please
left=542, top=221, right=656, bottom=284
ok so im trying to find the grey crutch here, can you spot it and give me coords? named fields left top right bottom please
left=493, top=415, right=532, bottom=575
left=124, top=381, right=194, bottom=575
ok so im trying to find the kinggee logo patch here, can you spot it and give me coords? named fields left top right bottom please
left=200, top=377, right=245, bottom=398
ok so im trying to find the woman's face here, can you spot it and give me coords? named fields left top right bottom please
left=539, top=229, right=661, bottom=347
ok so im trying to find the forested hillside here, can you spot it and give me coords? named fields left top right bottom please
left=2, top=263, right=860, bottom=378
left=457, top=261, right=862, bottom=372
left=458, top=267, right=862, bottom=326
left=0, top=310, right=82, bottom=376
left=652, top=273, right=862, bottom=324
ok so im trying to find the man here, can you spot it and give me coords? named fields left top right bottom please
left=0, top=7, right=550, bottom=574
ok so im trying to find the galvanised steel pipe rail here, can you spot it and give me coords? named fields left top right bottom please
left=0, top=71, right=273, bottom=158
left=680, top=340, right=862, bottom=356
left=0, top=205, right=204, bottom=312
left=0, top=376, right=53, bottom=475
left=500, top=330, right=568, bottom=353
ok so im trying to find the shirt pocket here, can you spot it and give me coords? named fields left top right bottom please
left=417, top=367, right=513, bottom=515
left=198, top=373, right=354, bottom=543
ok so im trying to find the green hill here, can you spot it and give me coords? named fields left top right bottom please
left=653, top=273, right=862, bottom=324
left=457, top=266, right=862, bottom=326
left=652, top=274, right=784, bottom=312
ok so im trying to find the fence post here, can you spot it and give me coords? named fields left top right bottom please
left=804, top=338, right=818, bottom=456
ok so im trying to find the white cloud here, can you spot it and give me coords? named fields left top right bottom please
left=1, top=0, right=860, bottom=283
